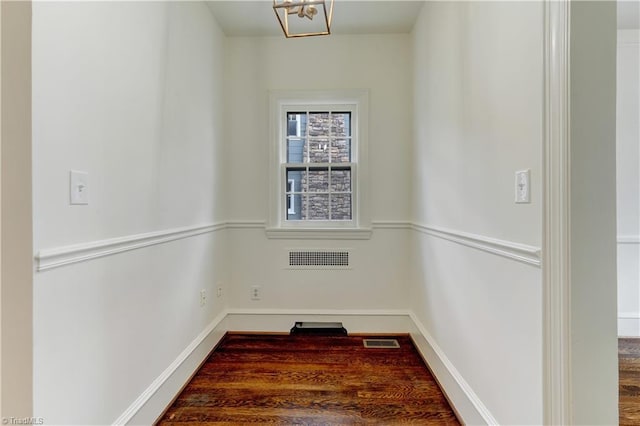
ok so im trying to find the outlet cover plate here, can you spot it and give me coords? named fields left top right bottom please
left=251, top=285, right=261, bottom=300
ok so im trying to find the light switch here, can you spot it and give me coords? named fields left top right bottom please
left=70, top=170, right=89, bottom=205
left=515, top=169, right=530, bottom=204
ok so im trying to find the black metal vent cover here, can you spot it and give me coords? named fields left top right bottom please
left=289, top=250, right=349, bottom=267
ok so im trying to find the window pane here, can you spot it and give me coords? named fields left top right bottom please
left=287, top=139, right=305, bottom=163
left=332, top=112, right=351, bottom=137
left=287, top=168, right=305, bottom=192
left=308, top=112, right=330, bottom=136
left=287, top=194, right=302, bottom=220
left=307, top=168, right=329, bottom=192
left=331, top=139, right=351, bottom=163
left=287, top=113, right=307, bottom=137
left=331, top=194, right=352, bottom=220
left=308, top=194, right=330, bottom=220
left=308, top=139, right=329, bottom=163
left=330, top=168, right=351, bottom=192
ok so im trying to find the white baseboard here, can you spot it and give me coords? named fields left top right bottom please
left=618, top=313, right=640, bottom=337
left=114, top=309, right=496, bottom=425
left=408, top=312, right=498, bottom=426
left=113, top=311, right=228, bottom=426
left=225, top=308, right=413, bottom=334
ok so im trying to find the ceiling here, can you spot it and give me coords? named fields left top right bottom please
left=206, top=1, right=425, bottom=37
left=206, top=0, right=639, bottom=37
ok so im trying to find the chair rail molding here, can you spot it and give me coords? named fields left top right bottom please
left=618, top=235, right=640, bottom=244
left=619, top=312, right=640, bottom=320
left=543, top=0, right=572, bottom=424
left=411, top=223, right=541, bottom=267
left=225, top=220, right=266, bottom=229
left=35, top=222, right=226, bottom=271
left=371, top=220, right=412, bottom=230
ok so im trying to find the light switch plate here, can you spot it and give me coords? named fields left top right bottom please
left=70, top=170, right=89, bottom=205
left=515, top=169, right=530, bottom=204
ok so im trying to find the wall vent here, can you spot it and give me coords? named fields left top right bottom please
left=363, top=339, right=400, bottom=349
left=287, top=250, right=351, bottom=269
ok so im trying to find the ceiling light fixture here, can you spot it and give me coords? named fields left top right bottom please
left=273, top=0, right=334, bottom=38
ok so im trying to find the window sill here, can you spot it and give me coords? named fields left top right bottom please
left=265, top=227, right=372, bottom=240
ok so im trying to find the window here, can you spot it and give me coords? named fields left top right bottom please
left=268, top=90, right=370, bottom=239
left=284, top=111, right=353, bottom=221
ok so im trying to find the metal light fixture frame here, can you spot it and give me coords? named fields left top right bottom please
left=273, top=0, right=334, bottom=38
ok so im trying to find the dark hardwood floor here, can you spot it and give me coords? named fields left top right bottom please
left=620, top=337, right=640, bottom=426
left=157, top=333, right=461, bottom=425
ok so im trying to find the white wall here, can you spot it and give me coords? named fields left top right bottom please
left=617, top=29, right=640, bottom=336
left=411, top=2, right=543, bottom=424
left=32, top=2, right=228, bottom=424
left=224, top=35, right=412, bottom=313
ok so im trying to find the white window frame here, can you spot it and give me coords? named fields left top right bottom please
left=267, top=90, right=371, bottom=239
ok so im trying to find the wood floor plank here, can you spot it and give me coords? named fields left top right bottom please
left=620, top=338, right=640, bottom=426
left=157, top=334, right=460, bottom=425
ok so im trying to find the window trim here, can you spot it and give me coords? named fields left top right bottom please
left=267, top=89, right=371, bottom=239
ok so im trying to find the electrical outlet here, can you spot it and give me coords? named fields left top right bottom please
left=200, top=289, right=206, bottom=307
left=251, top=285, right=262, bottom=300
left=217, top=287, right=223, bottom=298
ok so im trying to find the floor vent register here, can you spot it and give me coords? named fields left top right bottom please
left=362, top=338, right=400, bottom=348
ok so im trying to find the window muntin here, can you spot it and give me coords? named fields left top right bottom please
left=283, top=110, right=354, bottom=222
